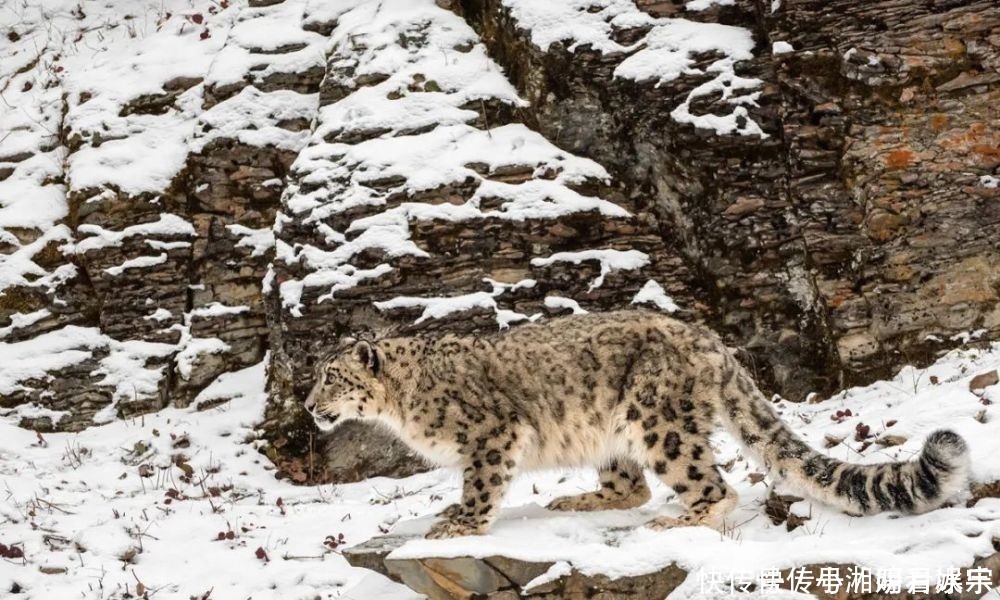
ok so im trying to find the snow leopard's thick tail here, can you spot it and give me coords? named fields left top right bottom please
left=717, top=355, right=969, bottom=515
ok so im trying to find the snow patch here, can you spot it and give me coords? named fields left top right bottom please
left=544, top=296, right=588, bottom=315
left=90, top=339, right=176, bottom=421
left=531, top=249, right=650, bottom=291
left=72, top=214, right=196, bottom=253
left=104, top=253, right=168, bottom=276
left=174, top=337, right=230, bottom=381
left=144, top=308, right=174, bottom=322
left=524, top=560, right=573, bottom=592
left=0, top=327, right=104, bottom=395
left=0, top=226, right=77, bottom=293
left=686, top=0, right=735, bottom=10
left=0, top=309, right=51, bottom=339
left=227, top=224, right=276, bottom=257
left=772, top=41, right=794, bottom=55
left=193, top=355, right=269, bottom=406
left=193, top=87, right=316, bottom=152
left=375, top=279, right=539, bottom=329
left=189, top=302, right=250, bottom=319
left=631, top=280, right=680, bottom=312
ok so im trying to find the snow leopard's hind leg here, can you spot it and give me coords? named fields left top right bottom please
left=628, top=353, right=737, bottom=531
left=547, top=459, right=651, bottom=511
left=644, top=443, right=737, bottom=531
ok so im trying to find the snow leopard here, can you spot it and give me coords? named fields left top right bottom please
left=305, top=310, right=970, bottom=539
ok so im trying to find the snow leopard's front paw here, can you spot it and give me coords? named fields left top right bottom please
left=425, top=518, right=486, bottom=539
left=436, top=503, right=462, bottom=519
left=645, top=516, right=688, bottom=530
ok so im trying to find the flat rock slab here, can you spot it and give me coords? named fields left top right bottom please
left=343, top=533, right=687, bottom=599
left=345, top=532, right=1000, bottom=600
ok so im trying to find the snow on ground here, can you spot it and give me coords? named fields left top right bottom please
left=2, top=342, right=999, bottom=599
left=1, top=359, right=429, bottom=600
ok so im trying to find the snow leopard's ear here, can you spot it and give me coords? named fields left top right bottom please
left=337, top=336, right=357, bottom=355
left=353, top=340, right=381, bottom=377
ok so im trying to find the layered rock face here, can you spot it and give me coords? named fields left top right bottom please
left=770, top=0, right=1000, bottom=384
left=0, top=0, right=319, bottom=430
left=459, top=0, right=1000, bottom=397
left=262, top=0, right=702, bottom=481
left=1, top=0, right=998, bottom=481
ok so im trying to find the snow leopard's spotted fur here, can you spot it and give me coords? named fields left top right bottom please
left=305, top=310, right=969, bottom=539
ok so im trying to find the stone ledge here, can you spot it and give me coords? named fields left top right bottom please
left=345, top=532, right=1000, bottom=600
left=344, top=533, right=687, bottom=600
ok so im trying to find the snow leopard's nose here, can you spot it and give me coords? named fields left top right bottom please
left=304, top=392, right=316, bottom=412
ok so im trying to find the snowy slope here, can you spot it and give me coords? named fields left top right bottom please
left=0, top=0, right=323, bottom=425
left=2, top=344, right=999, bottom=599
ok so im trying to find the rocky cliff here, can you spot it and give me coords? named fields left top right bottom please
left=0, top=0, right=997, bottom=483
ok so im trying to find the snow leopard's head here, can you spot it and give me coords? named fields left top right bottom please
left=305, top=340, right=386, bottom=432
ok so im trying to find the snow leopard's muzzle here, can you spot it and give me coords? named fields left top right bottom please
left=304, top=388, right=340, bottom=432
